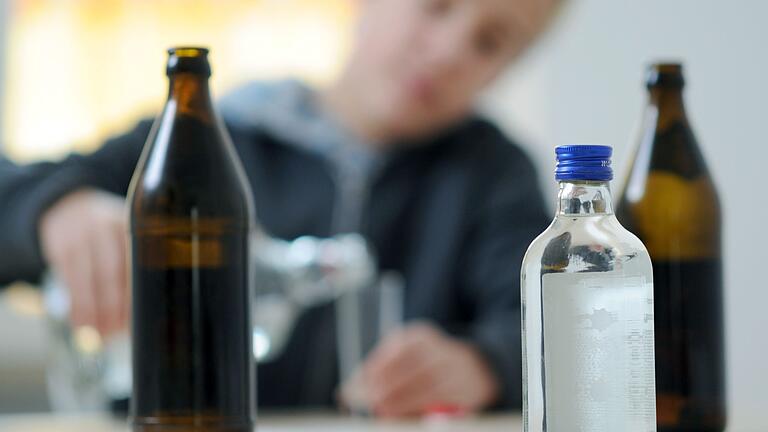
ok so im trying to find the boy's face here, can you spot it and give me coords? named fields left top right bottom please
left=347, top=0, right=557, bottom=141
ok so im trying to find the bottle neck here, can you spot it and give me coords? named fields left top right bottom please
left=648, top=86, right=687, bottom=129
left=168, top=73, right=214, bottom=122
left=557, top=181, right=614, bottom=216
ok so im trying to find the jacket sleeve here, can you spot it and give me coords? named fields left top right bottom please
left=457, top=135, right=550, bottom=410
left=0, top=119, right=154, bottom=285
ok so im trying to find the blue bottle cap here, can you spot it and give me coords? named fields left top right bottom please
left=555, top=145, right=613, bottom=181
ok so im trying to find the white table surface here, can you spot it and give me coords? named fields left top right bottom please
left=0, top=413, right=522, bottom=432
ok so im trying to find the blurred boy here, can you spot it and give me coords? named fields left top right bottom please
left=0, top=0, right=559, bottom=417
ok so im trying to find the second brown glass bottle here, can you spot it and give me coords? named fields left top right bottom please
left=617, top=63, right=725, bottom=432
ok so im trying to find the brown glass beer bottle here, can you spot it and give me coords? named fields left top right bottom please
left=617, top=63, right=725, bottom=432
left=127, top=47, right=256, bottom=432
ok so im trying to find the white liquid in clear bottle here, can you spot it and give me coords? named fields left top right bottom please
left=521, top=145, right=656, bottom=432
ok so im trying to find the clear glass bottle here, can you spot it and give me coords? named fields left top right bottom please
left=522, top=145, right=656, bottom=432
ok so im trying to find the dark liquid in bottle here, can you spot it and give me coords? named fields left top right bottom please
left=131, top=232, right=252, bottom=432
left=653, top=259, right=725, bottom=432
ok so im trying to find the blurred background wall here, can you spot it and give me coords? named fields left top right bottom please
left=0, top=0, right=765, bottom=429
left=0, top=0, right=6, bottom=137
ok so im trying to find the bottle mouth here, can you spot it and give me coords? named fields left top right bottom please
left=166, top=46, right=211, bottom=77
left=555, top=144, right=613, bottom=182
left=168, top=47, right=209, bottom=57
left=647, top=62, right=685, bottom=88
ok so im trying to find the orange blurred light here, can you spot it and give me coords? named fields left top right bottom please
left=2, top=0, right=353, bottom=161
